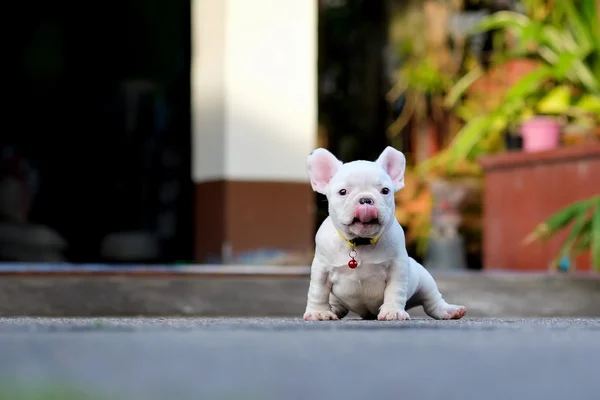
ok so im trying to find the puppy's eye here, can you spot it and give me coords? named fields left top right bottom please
left=338, top=189, right=347, bottom=196
left=381, top=188, right=390, bottom=195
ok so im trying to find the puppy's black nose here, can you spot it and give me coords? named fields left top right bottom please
left=359, top=198, right=374, bottom=205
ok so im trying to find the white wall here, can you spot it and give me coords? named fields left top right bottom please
left=191, top=0, right=226, bottom=182
left=192, top=0, right=317, bottom=183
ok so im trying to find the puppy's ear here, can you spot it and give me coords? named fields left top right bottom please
left=307, top=148, right=342, bottom=194
left=376, top=146, right=406, bottom=192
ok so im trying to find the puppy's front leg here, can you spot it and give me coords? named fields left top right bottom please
left=303, top=257, right=338, bottom=321
left=378, top=252, right=411, bottom=321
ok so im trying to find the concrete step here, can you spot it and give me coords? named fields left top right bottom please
left=1, top=265, right=599, bottom=317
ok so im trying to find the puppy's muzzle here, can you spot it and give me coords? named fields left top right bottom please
left=353, top=198, right=379, bottom=225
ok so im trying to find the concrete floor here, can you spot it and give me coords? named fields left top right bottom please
left=1, top=317, right=599, bottom=400
left=2, top=272, right=600, bottom=318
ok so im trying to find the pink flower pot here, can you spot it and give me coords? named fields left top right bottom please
left=520, top=117, right=561, bottom=153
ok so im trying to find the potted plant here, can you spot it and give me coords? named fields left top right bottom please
left=424, top=0, right=600, bottom=171
left=523, top=84, right=600, bottom=151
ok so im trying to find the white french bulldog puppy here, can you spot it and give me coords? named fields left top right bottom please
left=303, top=146, right=467, bottom=321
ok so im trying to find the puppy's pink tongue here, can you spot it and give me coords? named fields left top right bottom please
left=355, top=205, right=378, bottom=223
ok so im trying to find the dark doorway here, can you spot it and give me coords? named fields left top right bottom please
left=2, top=1, right=193, bottom=263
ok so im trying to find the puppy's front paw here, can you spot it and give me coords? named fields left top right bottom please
left=377, top=305, right=410, bottom=321
left=303, top=310, right=339, bottom=321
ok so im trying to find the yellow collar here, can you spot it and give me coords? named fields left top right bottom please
left=337, top=231, right=382, bottom=249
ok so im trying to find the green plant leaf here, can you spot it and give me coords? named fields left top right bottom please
left=518, top=20, right=544, bottom=53
left=559, top=1, right=594, bottom=54
left=537, top=46, right=561, bottom=65
left=555, top=208, right=590, bottom=263
left=552, top=52, right=579, bottom=80
left=539, top=26, right=579, bottom=54
left=569, top=60, right=600, bottom=93
left=448, top=110, right=509, bottom=167
left=524, top=197, right=597, bottom=244
left=444, top=68, right=483, bottom=108
left=592, top=200, right=600, bottom=271
left=536, top=85, right=571, bottom=114
left=574, top=94, right=600, bottom=114
left=504, top=66, right=554, bottom=102
left=579, top=0, right=600, bottom=55
left=579, top=0, right=600, bottom=37
left=447, top=115, right=491, bottom=166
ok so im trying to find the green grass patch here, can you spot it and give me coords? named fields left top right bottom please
left=0, top=382, right=116, bottom=400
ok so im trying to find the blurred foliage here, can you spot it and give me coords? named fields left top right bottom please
left=415, top=0, right=600, bottom=270
left=394, top=170, right=433, bottom=256
left=387, top=0, right=463, bottom=145
left=524, top=195, right=600, bottom=271
left=423, top=0, right=600, bottom=173
left=388, top=0, right=489, bottom=258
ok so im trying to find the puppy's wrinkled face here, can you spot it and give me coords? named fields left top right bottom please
left=307, top=147, right=406, bottom=238
left=327, top=161, right=395, bottom=237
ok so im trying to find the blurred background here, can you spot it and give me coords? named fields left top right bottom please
left=1, top=4, right=599, bottom=399
left=2, top=0, right=599, bottom=275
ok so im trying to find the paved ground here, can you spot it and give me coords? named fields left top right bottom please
left=1, top=318, right=599, bottom=400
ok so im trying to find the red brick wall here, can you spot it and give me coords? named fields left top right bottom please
left=480, top=144, right=600, bottom=271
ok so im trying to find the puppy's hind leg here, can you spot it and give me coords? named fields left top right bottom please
left=412, top=259, right=467, bottom=320
left=329, top=294, right=349, bottom=319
